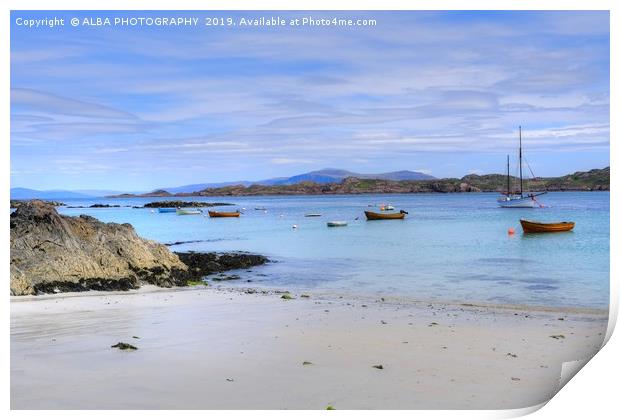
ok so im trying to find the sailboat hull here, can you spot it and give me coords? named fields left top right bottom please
left=497, top=196, right=537, bottom=208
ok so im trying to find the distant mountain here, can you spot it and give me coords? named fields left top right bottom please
left=179, top=166, right=609, bottom=196
left=73, top=189, right=127, bottom=197
left=10, top=188, right=95, bottom=200
left=161, top=168, right=435, bottom=193
left=163, top=181, right=253, bottom=194
left=265, top=168, right=435, bottom=185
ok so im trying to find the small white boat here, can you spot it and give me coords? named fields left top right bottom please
left=327, top=221, right=348, bottom=227
left=176, top=208, right=202, bottom=215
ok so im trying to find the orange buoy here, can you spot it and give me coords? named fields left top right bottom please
left=508, top=227, right=515, bottom=235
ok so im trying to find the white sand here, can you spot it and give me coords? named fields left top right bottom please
left=10, top=286, right=608, bottom=409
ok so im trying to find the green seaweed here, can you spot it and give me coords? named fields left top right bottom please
left=187, top=279, right=207, bottom=286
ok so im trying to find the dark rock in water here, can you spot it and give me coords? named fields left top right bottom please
left=10, top=201, right=193, bottom=295
left=372, top=364, right=384, bottom=370
left=66, top=204, right=123, bottom=208
left=212, top=274, right=242, bottom=282
left=143, top=201, right=234, bottom=208
left=175, top=252, right=269, bottom=277
left=164, top=240, right=208, bottom=246
left=111, top=342, right=138, bottom=351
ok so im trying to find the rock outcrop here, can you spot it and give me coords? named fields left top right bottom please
left=10, top=201, right=270, bottom=296
left=10, top=201, right=191, bottom=295
left=11, top=200, right=65, bottom=209
left=176, top=252, right=269, bottom=278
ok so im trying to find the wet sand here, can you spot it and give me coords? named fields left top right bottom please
left=10, top=286, right=608, bottom=409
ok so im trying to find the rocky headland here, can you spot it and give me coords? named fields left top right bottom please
left=9, top=201, right=267, bottom=296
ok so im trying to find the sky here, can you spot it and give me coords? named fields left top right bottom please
left=10, top=10, right=610, bottom=191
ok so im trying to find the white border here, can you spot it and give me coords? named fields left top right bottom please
left=2, top=1, right=617, bottom=419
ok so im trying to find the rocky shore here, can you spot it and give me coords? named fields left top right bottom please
left=9, top=201, right=267, bottom=296
left=10, top=199, right=65, bottom=208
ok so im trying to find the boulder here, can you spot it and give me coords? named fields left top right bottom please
left=10, top=200, right=191, bottom=295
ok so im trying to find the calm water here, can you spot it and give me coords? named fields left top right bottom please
left=55, top=192, right=609, bottom=309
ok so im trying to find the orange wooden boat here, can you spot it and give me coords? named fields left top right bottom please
left=520, top=219, right=574, bottom=233
left=208, top=210, right=240, bottom=218
left=364, top=210, right=407, bottom=220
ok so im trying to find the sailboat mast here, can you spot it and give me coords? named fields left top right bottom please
left=519, top=126, right=523, bottom=197
left=506, top=155, right=510, bottom=195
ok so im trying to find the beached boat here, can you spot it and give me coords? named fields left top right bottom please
left=498, top=126, right=546, bottom=208
left=158, top=208, right=177, bottom=213
left=520, top=219, right=575, bottom=233
left=305, top=213, right=322, bottom=217
left=364, top=210, right=407, bottom=220
left=208, top=210, right=241, bottom=218
left=176, top=208, right=202, bottom=215
left=327, top=221, right=348, bottom=227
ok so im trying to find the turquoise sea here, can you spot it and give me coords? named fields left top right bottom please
left=56, top=192, right=609, bottom=309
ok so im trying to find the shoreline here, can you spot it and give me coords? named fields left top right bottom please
left=10, top=283, right=610, bottom=317
left=11, top=284, right=608, bottom=409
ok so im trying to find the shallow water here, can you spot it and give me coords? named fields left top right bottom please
left=55, top=192, right=609, bottom=309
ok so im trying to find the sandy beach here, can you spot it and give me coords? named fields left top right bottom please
left=10, top=286, right=608, bottom=410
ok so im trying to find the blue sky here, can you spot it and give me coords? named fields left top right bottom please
left=10, top=11, right=609, bottom=191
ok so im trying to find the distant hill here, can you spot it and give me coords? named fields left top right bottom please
left=461, top=167, right=610, bottom=193
left=17, top=167, right=609, bottom=199
left=10, top=188, right=94, bottom=200
left=165, top=167, right=609, bottom=197
left=161, top=168, right=435, bottom=193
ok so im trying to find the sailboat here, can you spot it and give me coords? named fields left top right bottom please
left=497, top=126, right=546, bottom=208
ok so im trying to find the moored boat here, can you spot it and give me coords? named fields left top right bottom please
left=208, top=210, right=241, bottom=218
left=176, top=208, right=202, bottom=215
left=364, top=210, right=407, bottom=220
left=305, top=213, right=322, bottom=217
left=498, top=126, right=546, bottom=208
left=158, top=208, right=177, bottom=213
left=327, top=221, right=348, bottom=227
left=520, top=219, right=575, bottom=233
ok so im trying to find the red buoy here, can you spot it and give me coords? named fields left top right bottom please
left=508, top=227, right=515, bottom=235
